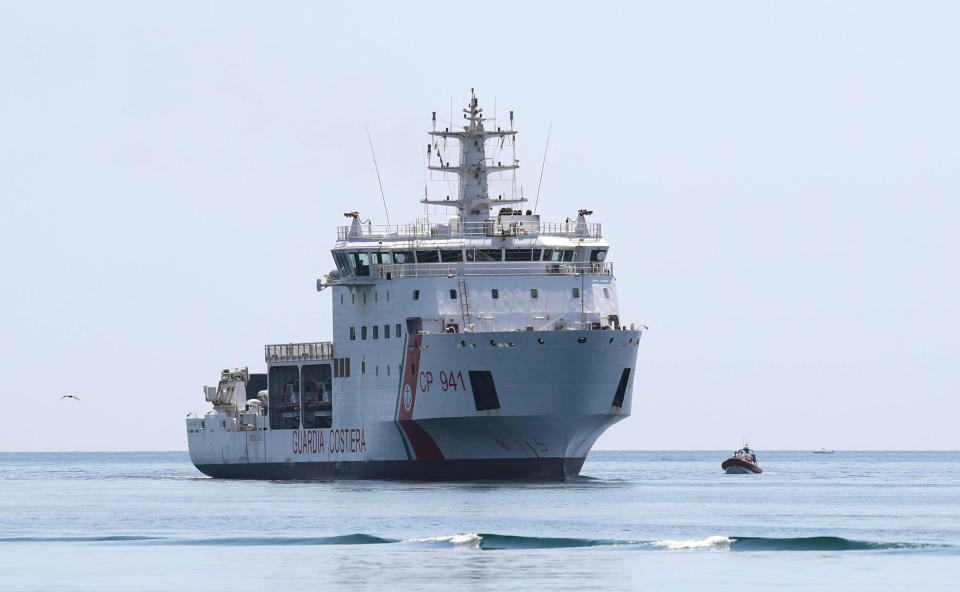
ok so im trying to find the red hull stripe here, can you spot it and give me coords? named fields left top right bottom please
left=397, top=334, right=444, bottom=460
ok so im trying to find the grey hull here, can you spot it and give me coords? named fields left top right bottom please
left=196, top=456, right=586, bottom=481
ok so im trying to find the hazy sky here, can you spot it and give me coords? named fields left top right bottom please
left=2, top=2, right=958, bottom=451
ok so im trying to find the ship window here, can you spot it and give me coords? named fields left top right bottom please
left=603, top=287, right=610, bottom=299
left=543, top=249, right=561, bottom=262
left=374, top=292, right=378, bottom=303
left=363, top=293, right=367, bottom=304
left=572, top=287, right=580, bottom=298
left=440, top=249, right=463, bottom=262
left=532, top=248, right=542, bottom=261
left=361, top=360, right=365, bottom=374
left=351, top=252, right=371, bottom=276
left=374, top=252, right=392, bottom=264
left=416, top=250, right=440, bottom=263
left=351, top=293, right=355, bottom=304
left=333, top=251, right=349, bottom=275
left=562, top=250, right=575, bottom=262
left=590, top=249, right=608, bottom=262
left=413, top=289, right=420, bottom=300
left=384, top=324, right=390, bottom=339
left=340, top=294, right=344, bottom=305
left=491, top=288, right=499, bottom=299
left=373, top=325, right=379, bottom=339
left=450, top=289, right=457, bottom=299
left=394, top=250, right=414, bottom=264
left=505, top=249, right=533, bottom=261
left=361, top=326, right=368, bottom=340
left=345, top=358, right=350, bottom=377
left=468, top=370, right=501, bottom=411
left=396, top=323, right=402, bottom=338
left=469, top=249, right=502, bottom=262
left=387, top=365, right=390, bottom=376
left=350, top=327, right=356, bottom=340
left=531, top=288, right=539, bottom=299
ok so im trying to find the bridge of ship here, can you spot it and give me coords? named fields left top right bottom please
left=327, top=217, right=611, bottom=284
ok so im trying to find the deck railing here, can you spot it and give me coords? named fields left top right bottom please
left=265, top=342, right=334, bottom=363
left=337, top=220, right=602, bottom=241
left=376, top=261, right=613, bottom=279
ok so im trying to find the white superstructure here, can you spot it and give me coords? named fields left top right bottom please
left=187, top=92, right=642, bottom=479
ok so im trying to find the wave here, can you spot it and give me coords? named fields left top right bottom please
left=404, top=533, right=632, bottom=550
left=728, top=536, right=944, bottom=552
left=0, top=533, right=946, bottom=552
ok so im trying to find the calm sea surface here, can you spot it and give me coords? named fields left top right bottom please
left=0, top=451, right=957, bottom=591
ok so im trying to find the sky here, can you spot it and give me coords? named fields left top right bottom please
left=1, top=1, right=958, bottom=451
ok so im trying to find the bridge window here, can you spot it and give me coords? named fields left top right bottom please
left=505, top=249, right=533, bottom=261
left=416, top=250, right=440, bottom=263
left=573, top=287, right=581, bottom=298
left=531, top=288, right=539, bottom=299
left=384, top=324, right=390, bottom=339
left=413, top=289, right=420, bottom=300
left=373, top=325, right=379, bottom=339
left=532, top=249, right=542, bottom=261
left=373, top=252, right=392, bottom=264
left=350, top=327, right=356, bottom=340
left=396, top=323, right=402, bottom=338
left=333, top=251, right=351, bottom=275
left=361, top=326, right=368, bottom=340
left=350, top=252, right=371, bottom=276
left=544, top=249, right=575, bottom=262
left=468, top=249, right=502, bottom=262
left=394, top=250, right=414, bottom=264
left=590, top=249, right=608, bottom=262
left=491, top=288, right=499, bottom=299
left=450, top=289, right=457, bottom=299
left=441, top=250, right=463, bottom=262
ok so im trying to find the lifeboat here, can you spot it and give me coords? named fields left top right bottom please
left=721, top=445, right=762, bottom=474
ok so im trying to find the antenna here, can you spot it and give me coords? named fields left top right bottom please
left=364, top=124, right=391, bottom=226
left=533, top=122, right=552, bottom=214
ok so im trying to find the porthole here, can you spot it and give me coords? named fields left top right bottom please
left=609, top=337, right=614, bottom=344
left=460, top=340, right=467, bottom=347
left=490, top=339, right=497, bottom=346
left=577, top=336, right=587, bottom=344
left=537, top=338, right=545, bottom=344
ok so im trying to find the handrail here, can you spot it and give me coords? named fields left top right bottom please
left=375, top=261, right=613, bottom=279
left=265, top=342, right=334, bottom=363
left=337, top=220, right=602, bottom=241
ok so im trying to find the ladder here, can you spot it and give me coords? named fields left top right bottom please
left=457, top=277, right=473, bottom=329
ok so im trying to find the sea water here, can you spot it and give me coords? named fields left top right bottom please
left=0, top=451, right=956, bottom=591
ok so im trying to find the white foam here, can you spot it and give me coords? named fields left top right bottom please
left=404, top=533, right=482, bottom=550
left=648, top=535, right=733, bottom=551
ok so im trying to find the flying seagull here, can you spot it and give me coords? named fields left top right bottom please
left=61, top=394, right=80, bottom=401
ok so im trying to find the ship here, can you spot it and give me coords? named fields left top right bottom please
left=186, top=91, right=643, bottom=480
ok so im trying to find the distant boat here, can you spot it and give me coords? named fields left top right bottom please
left=721, top=445, right=762, bottom=474
left=812, top=448, right=834, bottom=454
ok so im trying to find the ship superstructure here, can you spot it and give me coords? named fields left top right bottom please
left=187, top=92, right=642, bottom=479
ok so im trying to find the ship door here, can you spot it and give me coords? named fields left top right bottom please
left=406, top=317, right=422, bottom=335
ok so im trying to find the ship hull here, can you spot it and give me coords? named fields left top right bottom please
left=195, top=456, right=585, bottom=481
left=187, top=329, right=640, bottom=480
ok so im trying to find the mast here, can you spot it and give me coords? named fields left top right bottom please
left=423, top=89, right=525, bottom=222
